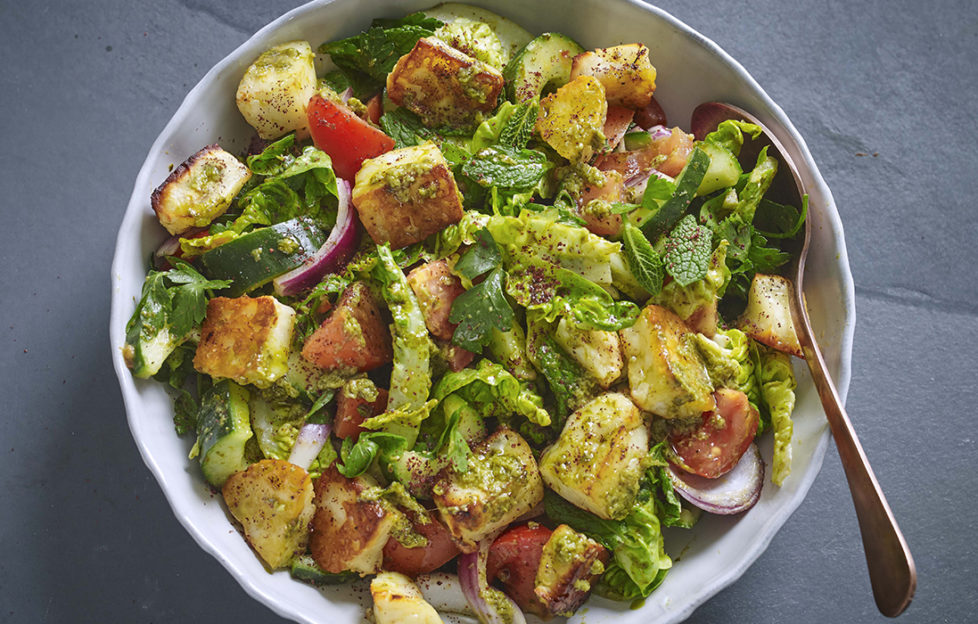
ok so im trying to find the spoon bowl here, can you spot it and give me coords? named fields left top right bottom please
left=690, top=101, right=917, bottom=617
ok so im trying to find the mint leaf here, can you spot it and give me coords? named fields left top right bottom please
left=663, top=214, right=713, bottom=287
left=497, top=101, right=539, bottom=149
left=319, top=16, right=442, bottom=97
left=380, top=107, right=427, bottom=149
left=449, top=267, right=514, bottom=352
left=461, top=145, right=551, bottom=191
left=622, top=222, right=664, bottom=295
left=454, top=228, right=502, bottom=280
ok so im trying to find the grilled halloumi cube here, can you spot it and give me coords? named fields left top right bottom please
left=222, top=459, right=315, bottom=569
left=554, top=318, right=623, bottom=389
left=194, top=295, right=296, bottom=388
left=151, top=144, right=252, bottom=235
left=309, top=466, right=400, bottom=575
left=535, top=75, right=608, bottom=162
left=736, top=273, right=803, bottom=358
left=235, top=40, right=317, bottom=140
left=620, top=304, right=716, bottom=419
left=387, top=36, right=504, bottom=127
left=371, top=572, right=445, bottom=624
left=539, top=393, right=648, bottom=520
left=353, top=143, right=464, bottom=249
left=535, top=525, right=609, bottom=616
left=570, top=44, right=657, bottom=108
left=433, top=429, right=544, bottom=552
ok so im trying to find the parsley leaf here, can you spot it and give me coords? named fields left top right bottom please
left=461, top=145, right=551, bottom=191
left=166, top=259, right=231, bottom=337
left=148, top=259, right=231, bottom=338
left=621, top=222, right=665, bottom=295
left=454, top=228, right=502, bottom=280
left=663, top=214, right=713, bottom=287
left=449, top=267, right=514, bottom=352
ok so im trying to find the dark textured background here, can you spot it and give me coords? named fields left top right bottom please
left=1, top=1, right=976, bottom=622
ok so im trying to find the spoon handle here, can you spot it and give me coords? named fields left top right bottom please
left=793, top=295, right=916, bottom=617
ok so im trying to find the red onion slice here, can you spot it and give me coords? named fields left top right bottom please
left=287, top=423, right=331, bottom=471
left=669, top=442, right=765, bottom=515
left=339, top=87, right=354, bottom=103
left=647, top=124, right=672, bottom=140
left=273, top=178, right=357, bottom=296
left=458, top=538, right=527, bottom=624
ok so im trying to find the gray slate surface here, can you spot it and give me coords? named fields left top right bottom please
left=1, top=0, right=975, bottom=622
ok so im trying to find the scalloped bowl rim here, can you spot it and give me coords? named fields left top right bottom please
left=109, top=1, right=855, bottom=623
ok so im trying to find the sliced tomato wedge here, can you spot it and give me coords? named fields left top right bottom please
left=365, top=94, right=383, bottom=125
left=306, top=93, right=395, bottom=180
left=486, top=524, right=552, bottom=614
left=334, top=387, right=388, bottom=441
left=670, top=388, right=760, bottom=479
left=382, top=513, right=460, bottom=577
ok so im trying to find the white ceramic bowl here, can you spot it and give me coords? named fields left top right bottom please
left=110, top=1, right=855, bottom=622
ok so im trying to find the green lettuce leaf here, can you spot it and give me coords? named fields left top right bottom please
left=432, top=358, right=550, bottom=427
left=692, top=327, right=761, bottom=416
left=754, top=343, right=797, bottom=486
left=372, top=245, right=432, bottom=422
left=507, top=260, right=639, bottom=332
left=702, top=119, right=763, bottom=157
left=545, top=489, right=672, bottom=600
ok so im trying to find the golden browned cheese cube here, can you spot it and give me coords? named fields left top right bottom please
left=536, top=75, right=608, bottom=162
left=309, top=466, right=399, bottom=575
left=193, top=295, right=295, bottom=388
left=222, top=459, right=315, bottom=569
left=152, top=144, right=252, bottom=235
left=534, top=524, right=610, bottom=617
left=406, top=259, right=466, bottom=341
left=570, top=44, right=658, bottom=108
left=352, top=143, right=464, bottom=249
left=387, top=36, right=503, bottom=127
left=432, top=428, right=544, bottom=552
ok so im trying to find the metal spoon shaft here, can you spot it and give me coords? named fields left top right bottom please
left=792, top=292, right=916, bottom=617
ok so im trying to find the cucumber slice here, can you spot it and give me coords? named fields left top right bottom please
left=641, top=147, right=712, bottom=240
left=423, top=3, right=533, bottom=65
left=623, top=130, right=653, bottom=151
left=503, top=32, right=585, bottom=102
left=696, top=141, right=743, bottom=197
left=200, top=217, right=325, bottom=297
left=290, top=554, right=356, bottom=585
left=195, top=380, right=253, bottom=487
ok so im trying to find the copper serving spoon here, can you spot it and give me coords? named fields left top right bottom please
left=690, top=102, right=916, bottom=617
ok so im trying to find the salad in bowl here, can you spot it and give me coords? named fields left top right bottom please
left=115, top=3, right=837, bottom=623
